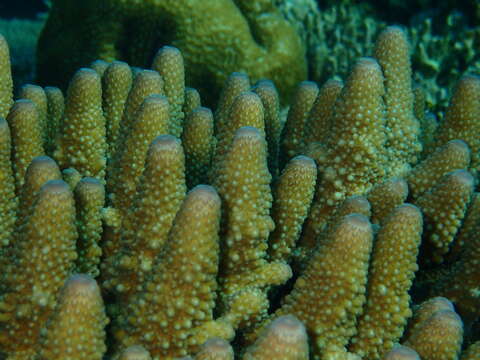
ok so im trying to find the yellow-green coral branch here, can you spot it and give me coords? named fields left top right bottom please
left=37, top=274, right=108, bottom=360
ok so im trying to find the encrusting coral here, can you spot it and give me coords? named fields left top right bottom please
left=0, top=21, right=480, bottom=360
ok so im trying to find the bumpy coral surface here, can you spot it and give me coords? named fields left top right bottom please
left=0, top=21, right=479, bottom=360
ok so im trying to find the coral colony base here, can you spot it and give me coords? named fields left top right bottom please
left=0, top=24, right=479, bottom=360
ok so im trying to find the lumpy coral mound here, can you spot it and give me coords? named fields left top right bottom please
left=36, top=0, right=307, bottom=105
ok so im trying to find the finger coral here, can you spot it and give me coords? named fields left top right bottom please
left=214, top=127, right=291, bottom=328
left=182, top=107, right=215, bottom=188
left=260, top=214, right=374, bottom=356
left=242, top=315, right=309, bottom=360
left=0, top=118, right=16, bottom=247
left=0, top=23, right=479, bottom=360
left=349, top=204, right=423, bottom=359
left=74, top=177, right=105, bottom=277
left=404, top=309, right=464, bottom=360
left=15, top=155, right=61, bottom=233
left=113, top=185, right=225, bottom=358
left=0, top=180, right=77, bottom=359
left=0, top=34, right=13, bottom=118
left=374, top=26, right=422, bottom=176
left=429, top=75, right=480, bottom=175
left=54, top=68, right=106, bottom=180
left=268, top=155, right=317, bottom=263
left=300, top=56, right=387, bottom=250
left=7, top=99, right=44, bottom=188
left=194, top=338, right=233, bottom=360
left=37, top=274, right=108, bottom=360
left=102, top=135, right=186, bottom=303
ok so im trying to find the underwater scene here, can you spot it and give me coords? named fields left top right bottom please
left=0, top=0, right=479, bottom=359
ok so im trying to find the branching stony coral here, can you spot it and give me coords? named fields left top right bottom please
left=36, top=0, right=307, bottom=105
left=1, top=22, right=480, bottom=360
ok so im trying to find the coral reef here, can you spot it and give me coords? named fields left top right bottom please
left=0, top=19, right=480, bottom=360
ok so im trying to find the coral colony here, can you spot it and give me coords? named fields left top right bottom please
left=0, top=1, right=480, bottom=359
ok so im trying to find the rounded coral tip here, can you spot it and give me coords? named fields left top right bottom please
left=188, top=185, right=221, bottom=206
left=70, top=67, right=101, bottom=89
left=9, top=98, right=37, bottom=115
left=28, top=155, right=57, bottom=169
left=118, top=345, right=152, bottom=360
left=234, top=126, right=262, bottom=140
left=354, top=57, right=382, bottom=73
left=76, top=176, right=104, bottom=191
left=394, top=203, right=421, bottom=217
left=390, top=178, right=409, bottom=197
left=289, top=155, right=316, bottom=169
left=448, top=169, right=474, bottom=187
left=340, top=196, right=372, bottom=218
left=244, top=315, right=309, bottom=359
left=150, top=134, right=182, bottom=152
left=377, top=25, right=407, bottom=40
left=445, top=139, right=470, bottom=154
left=266, top=315, right=308, bottom=344
left=383, top=345, right=420, bottom=360
left=41, top=179, right=71, bottom=195
left=342, top=213, right=372, bottom=231
left=61, top=273, right=101, bottom=300
left=195, top=337, right=233, bottom=359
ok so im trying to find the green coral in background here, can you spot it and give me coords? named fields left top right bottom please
left=274, top=0, right=325, bottom=82
left=410, top=11, right=480, bottom=117
left=36, top=0, right=307, bottom=105
left=1, top=0, right=479, bottom=117
left=283, top=1, right=382, bottom=84
left=280, top=0, right=480, bottom=117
